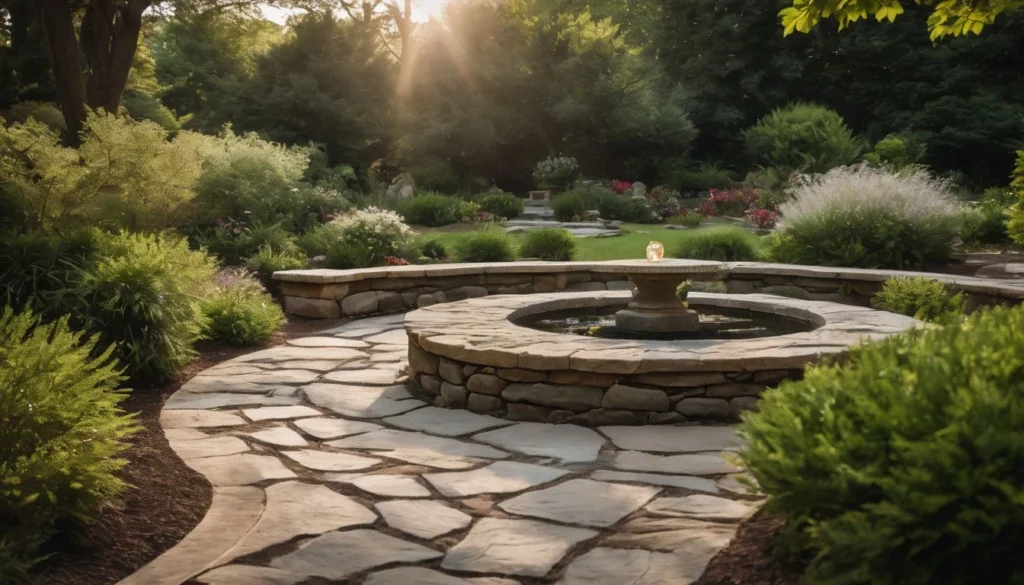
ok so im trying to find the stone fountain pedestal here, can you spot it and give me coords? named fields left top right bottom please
left=589, top=260, right=724, bottom=334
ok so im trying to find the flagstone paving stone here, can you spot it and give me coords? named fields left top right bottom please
left=498, top=479, right=660, bottom=527
left=140, top=314, right=762, bottom=585
left=472, top=423, right=606, bottom=463
left=425, top=461, right=569, bottom=497
left=442, top=518, right=597, bottom=577
left=384, top=407, right=514, bottom=437
left=269, top=530, right=442, bottom=580
left=376, top=499, right=473, bottom=539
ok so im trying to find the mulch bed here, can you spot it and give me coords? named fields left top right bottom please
left=695, top=514, right=804, bottom=585
left=32, top=317, right=343, bottom=585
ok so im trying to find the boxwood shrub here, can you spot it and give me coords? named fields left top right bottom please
left=673, top=227, right=761, bottom=261
left=399, top=193, right=479, bottom=227
left=872, top=276, right=965, bottom=322
left=202, top=270, right=285, bottom=346
left=478, top=193, right=525, bottom=219
left=0, top=309, right=137, bottom=582
left=740, top=304, right=1024, bottom=585
left=518, top=228, right=577, bottom=261
left=455, top=228, right=517, bottom=262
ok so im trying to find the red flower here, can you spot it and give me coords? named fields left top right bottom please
left=385, top=256, right=410, bottom=266
left=611, top=180, right=633, bottom=195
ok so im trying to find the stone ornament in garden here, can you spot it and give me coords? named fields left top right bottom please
left=385, top=173, right=416, bottom=199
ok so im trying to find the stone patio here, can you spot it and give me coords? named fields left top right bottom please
left=121, top=313, right=764, bottom=585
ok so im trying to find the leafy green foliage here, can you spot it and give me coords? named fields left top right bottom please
left=740, top=303, right=1024, bottom=585
left=960, top=201, right=1009, bottom=247
left=121, top=90, right=182, bottom=134
left=518, top=229, right=578, bottom=261
left=478, top=194, right=526, bottom=219
left=201, top=269, right=284, bottom=346
left=871, top=276, right=965, bottom=321
left=0, top=309, right=137, bottom=581
left=74, top=231, right=217, bottom=384
left=551, top=183, right=654, bottom=223
left=1007, top=151, right=1024, bottom=244
left=0, top=111, right=205, bottom=232
left=302, top=208, right=414, bottom=269
left=244, top=244, right=308, bottom=282
left=399, top=194, right=479, bottom=227
left=779, top=0, right=1023, bottom=39
left=0, top=230, right=97, bottom=315
left=669, top=162, right=737, bottom=193
left=419, top=239, right=449, bottom=262
left=744, top=103, right=862, bottom=173
left=666, top=212, right=704, bottom=227
left=455, top=228, right=517, bottom=263
left=198, top=221, right=304, bottom=266
left=863, top=134, right=923, bottom=170
left=672, top=226, right=761, bottom=261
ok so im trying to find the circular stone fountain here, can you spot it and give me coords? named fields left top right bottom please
left=406, top=265, right=920, bottom=426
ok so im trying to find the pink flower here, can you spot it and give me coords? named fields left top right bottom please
left=612, top=180, right=633, bottom=195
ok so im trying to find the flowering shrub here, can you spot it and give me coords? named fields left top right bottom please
left=744, top=208, right=779, bottom=229
left=533, top=156, right=579, bottom=190
left=699, top=188, right=760, bottom=217
left=768, top=166, right=960, bottom=269
left=649, top=186, right=682, bottom=218
left=611, top=180, right=633, bottom=194
left=310, top=207, right=414, bottom=269
left=201, top=268, right=284, bottom=346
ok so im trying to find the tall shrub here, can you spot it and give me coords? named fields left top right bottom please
left=75, top=231, right=218, bottom=384
left=1006, top=151, right=1024, bottom=245
left=769, top=166, right=960, bottom=268
left=0, top=309, right=137, bottom=582
left=744, top=103, right=862, bottom=173
left=740, top=304, right=1024, bottom=585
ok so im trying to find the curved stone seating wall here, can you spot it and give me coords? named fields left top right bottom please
left=275, top=262, right=1024, bottom=320
left=404, top=291, right=918, bottom=426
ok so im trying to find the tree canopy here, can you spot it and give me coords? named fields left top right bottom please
left=780, top=0, right=1024, bottom=39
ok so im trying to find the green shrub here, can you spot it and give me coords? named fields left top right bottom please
left=478, top=193, right=525, bottom=219
left=455, top=228, right=517, bottom=262
left=960, top=201, right=1009, bottom=247
left=670, top=161, right=736, bottom=192
left=0, top=230, right=97, bottom=316
left=770, top=166, right=960, bottom=269
left=201, top=270, right=284, bottom=346
left=551, top=190, right=596, bottom=221
left=245, top=244, right=308, bottom=281
left=420, top=239, right=449, bottom=261
left=518, top=229, right=577, bottom=261
left=533, top=155, right=579, bottom=190
left=551, top=183, right=654, bottom=223
left=740, top=304, right=1024, bottom=585
left=75, top=231, right=217, bottom=384
left=0, top=309, right=137, bottom=581
left=1006, top=151, right=1024, bottom=245
left=598, top=192, right=656, bottom=223
left=871, top=277, right=965, bottom=321
left=121, top=90, right=182, bottom=134
left=302, top=208, right=414, bottom=269
left=199, top=221, right=304, bottom=266
left=4, top=101, right=67, bottom=131
left=863, top=133, right=923, bottom=171
left=399, top=193, right=478, bottom=227
left=666, top=212, right=704, bottom=228
left=744, top=103, right=862, bottom=173
left=673, top=227, right=761, bottom=261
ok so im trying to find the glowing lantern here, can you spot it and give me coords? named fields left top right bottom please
left=646, top=241, right=664, bottom=263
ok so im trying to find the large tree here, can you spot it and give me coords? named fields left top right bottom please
left=780, top=0, right=1023, bottom=39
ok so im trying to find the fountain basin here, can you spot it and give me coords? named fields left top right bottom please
left=405, top=291, right=919, bottom=425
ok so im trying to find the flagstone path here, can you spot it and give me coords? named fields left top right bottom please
left=123, top=314, right=763, bottom=585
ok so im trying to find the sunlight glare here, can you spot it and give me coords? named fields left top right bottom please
left=412, top=0, right=451, bottom=23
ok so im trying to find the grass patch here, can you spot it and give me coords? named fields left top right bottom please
left=417, top=224, right=764, bottom=262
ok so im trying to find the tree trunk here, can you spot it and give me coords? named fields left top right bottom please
left=81, top=0, right=146, bottom=113
left=36, top=0, right=87, bottom=142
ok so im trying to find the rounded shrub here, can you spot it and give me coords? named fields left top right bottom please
left=673, top=227, right=761, bottom=261
left=75, top=231, right=218, bottom=385
left=419, top=239, right=449, bottom=262
left=960, top=201, right=1008, bottom=247
left=744, top=103, right=862, bottom=173
left=202, top=270, right=285, bottom=346
left=551, top=189, right=599, bottom=221
left=455, top=228, right=517, bottom=263
left=302, top=208, right=414, bottom=269
left=871, top=276, right=965, bottom=322
left=519, top=229, right=577, bottom=261
left=399, top=193, right=479, bottom=227
left=0, top=308, right=137, bottom=581
left=769, top=166, right=960, bottom=269
left=245, top=243, right=308, bottom=281
left=740, top=304, right=1024, bottom=585
left=478, top=193, right=525, bottom=219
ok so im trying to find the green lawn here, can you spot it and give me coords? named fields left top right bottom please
left=415, top=223, right=765, bottom=261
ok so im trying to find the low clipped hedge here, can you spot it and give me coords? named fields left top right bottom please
left=202, top=269, right=285, bottom=346
left=399, top=193, right=479, bottom=227
left=455, top=228, right=517, bottom=262
left=478, top=193, right=525, bottom=219
left=673, top=226, right=761, bottom=261
left=0, top=309, right=137, bottom=582
left=872, top=276, right=965, bottom=322
left=518, top=228, right=577, bottom=261
left=740, top=304, right=1024, bottom=585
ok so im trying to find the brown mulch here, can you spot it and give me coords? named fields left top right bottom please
left=695, top=514, right=805, bottom=585
left=31, top=317, right=344, bottom=585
